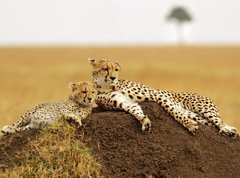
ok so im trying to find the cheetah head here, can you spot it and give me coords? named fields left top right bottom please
left=69, top=82, right=97, bottom=106
left=88, top=58, right=121, bottom=86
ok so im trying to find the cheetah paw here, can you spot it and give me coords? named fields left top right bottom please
left=219, top=125, right=238, bottom=138
left=141, top=116, right=151, bottom=133
left=187, top=120, right=198, bottom=135
left=0, top=125, right=15, bottom=134
left=64, top=114, right=82, bottom=127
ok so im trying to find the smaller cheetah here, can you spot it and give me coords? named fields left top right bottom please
left=1, top=82, right=97, bottom=135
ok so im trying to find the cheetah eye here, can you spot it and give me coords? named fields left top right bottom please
left=82, top=91, right=87, bottom=94
left=115, top=68, right=119, bottom=71
left=92, top=91, right=95, bottom=94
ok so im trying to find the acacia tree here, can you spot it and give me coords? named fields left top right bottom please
left=166, top=6, right=193, bottom=44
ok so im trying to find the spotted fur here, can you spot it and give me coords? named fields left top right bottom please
left=89, top=58, right=238, bottom=138
left=1, top=82, right=97, bottom=135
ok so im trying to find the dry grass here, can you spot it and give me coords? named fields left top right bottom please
left=0, top=118, right=101, bottom=177
left=0, top=46, right=239, bottom=129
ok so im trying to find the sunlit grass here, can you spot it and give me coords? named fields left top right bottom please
left=0, top=118, right=101, bottom=177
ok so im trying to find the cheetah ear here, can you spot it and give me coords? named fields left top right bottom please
left=115, top=60, right=121, bottom=70
left=88, top=58, right=97, bottom=67
left=69, top=82, right=79, bottom=91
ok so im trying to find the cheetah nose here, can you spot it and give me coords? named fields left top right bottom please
left=87, top=97, right=92, bottom=101
left=110, top=77, right=116, bottom=81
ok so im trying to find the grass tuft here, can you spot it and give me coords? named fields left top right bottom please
left=1, top=117, right=101, bottom=177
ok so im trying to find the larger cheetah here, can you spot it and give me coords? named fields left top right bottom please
left=88, top=58, right=238, bottom=138
left=1, top=82, right=97, bottom=135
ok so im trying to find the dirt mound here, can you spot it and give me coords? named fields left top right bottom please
left=0, top=129, right=39, bottom=169
left=0, top=102, right=239, bottom=177
left=84, top=102, right=240, bottom=178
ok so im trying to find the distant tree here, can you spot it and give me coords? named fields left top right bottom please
left=166, top=6, right=193, bottom=44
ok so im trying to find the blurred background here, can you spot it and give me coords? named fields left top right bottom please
left=0, top=0, right=239, bottom=129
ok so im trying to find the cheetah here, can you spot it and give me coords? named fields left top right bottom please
left=88, top=58, right=238, bottom=138
left=1, top=82, right=97, bottom=135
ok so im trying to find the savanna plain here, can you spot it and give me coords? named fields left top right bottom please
left=0, top=46, right=239, bottom=130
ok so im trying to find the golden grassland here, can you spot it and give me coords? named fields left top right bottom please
left=0, top=46, right=239, bottom=130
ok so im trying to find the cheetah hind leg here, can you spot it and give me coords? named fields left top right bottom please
left=190, top=112, right=238, bottom=138
left=189, top=113, right=213, bottom=126
left=202, top=113, right=238, bottom=138
left=1, top=121, right=37, bottom=136
left=1, top=125, right=16, bottom=135
left=219, top=124, right=238, bottom=138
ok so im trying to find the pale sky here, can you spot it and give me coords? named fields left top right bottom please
left=0, top=0, right=240, bottom=45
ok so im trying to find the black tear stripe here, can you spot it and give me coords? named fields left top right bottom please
left=105, top=69, right=109, bottom=81
left=110, top=60, right=117, bottom=77
left=84, top=94, right=87, bottom=101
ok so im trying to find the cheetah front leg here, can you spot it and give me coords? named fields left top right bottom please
left=63, top=113, right=82, bottom=127
left=98, top=92, right=151, bottom=132
left=123, top=102, right=151, bottom=132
